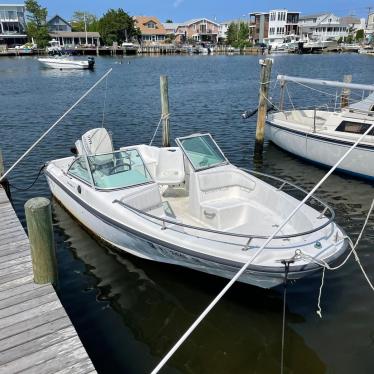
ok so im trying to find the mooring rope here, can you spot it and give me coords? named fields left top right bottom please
left=8, top=164, right=45, bottom=191
left=0, top=69, right=113, bottom=183
left=101, top=75, right=109, bottom=128
left=151, top=123, right=374, bottom=374
left=149, top=113, right=170, bottom=146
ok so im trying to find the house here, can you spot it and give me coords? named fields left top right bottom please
left=175, top=18, right=220, bottom=44
left=264, top=9, right=300, bottom=46
left=162, top=22, right=181, bottom=36
left=0, top=3, right=27, bottom=47
left=47, top=15, right=71, bottom=33
left=48, top=31, right=101, bottom=47
left=366, top=12, right=374, bottom=39
left=299, top=13, right=349, bottom=41
left=134, top=16, right=167, bottom=44
left=249, top=12, right=269, bottom=44
left=219, top=19, right=254, bottom=43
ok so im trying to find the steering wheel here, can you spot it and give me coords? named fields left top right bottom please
left=109, top=161, right=131, bottom=174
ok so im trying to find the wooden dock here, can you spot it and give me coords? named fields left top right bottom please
left=0, top=187, right=96, bottom=373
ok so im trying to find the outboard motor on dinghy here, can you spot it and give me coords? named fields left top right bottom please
left=88, top=57, right=95, bottom=70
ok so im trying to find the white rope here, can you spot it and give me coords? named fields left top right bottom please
left=0, top=68, right=113, bottom=183
left=151, top=123, right=374, bottom=374
left=316, top=267, right=326, bottom=318
left=149, top=114, right=169, bottom=146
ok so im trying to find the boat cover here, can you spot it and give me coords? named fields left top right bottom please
left=348, top=92, right=374, bottom=112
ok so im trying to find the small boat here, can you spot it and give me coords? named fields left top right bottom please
left=267, top=75, right=374, bottom=180
left=45, top=129, right=348, bottom=288
left=38, top=56, right=95, bottom=70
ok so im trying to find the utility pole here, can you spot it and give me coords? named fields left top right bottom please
left=84, top=12, right=88, bottom=46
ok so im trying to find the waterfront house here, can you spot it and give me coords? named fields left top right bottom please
left=299, top=13, right=349, bottom=41
left=219, top=19, right=254, bottom=43
left=249, top=12, right=269, bottom=44
left=48, top=31, right=101, bottom=47
left=134, top=16, right=166, bottom=44
left=175, top=18, right=220, bottom=44
left=47, top=15, right=72, bottom=33
left=162, top=22, right=181, bottom=36
left=366, top=12, right=374, bottom=39
left=0, top=3, right=27, bottom=47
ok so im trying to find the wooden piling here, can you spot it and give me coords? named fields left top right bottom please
left=340, top=74, right=352, bottom=108
left=255, top=58, right=273, bottom=152
left=24, top=197, right=57, bottom=285
left=160, top=75, right=171, bottom=147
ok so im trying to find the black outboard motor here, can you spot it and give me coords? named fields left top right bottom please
left=88, top=56, right=95, bottom=70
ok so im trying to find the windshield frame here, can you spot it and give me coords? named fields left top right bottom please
left=176, top=133, right=229, bottom=171
left=68, top=149, right=154, bottom=191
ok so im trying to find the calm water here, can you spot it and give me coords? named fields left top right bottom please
left=1, top=54, right=374, bottom=373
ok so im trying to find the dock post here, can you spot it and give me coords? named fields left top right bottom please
left=0, top=148, right=11, bottom=198
left=340, top=74, right=352, bottom=108
left=160, top=75, right=171, bottom=147
left=279, top=79, right=286, bottom=111
left=25, top=197, right=57, bottom=285
left=255, top=58, right=273, bottom=153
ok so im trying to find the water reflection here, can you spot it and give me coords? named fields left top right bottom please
left=52, top=199, right=325, bottom=373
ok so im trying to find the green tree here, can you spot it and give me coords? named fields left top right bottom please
left=25, top=0, right=50, bottom=48
left=226, top=21, right=250, bottom=49
left=71, top=11, right=99, bottom=32
left=98, top=8, right=138, bottom=45
left=165, top=19, right=173, bottom=23
left=355, top=29, right=364, bottom=42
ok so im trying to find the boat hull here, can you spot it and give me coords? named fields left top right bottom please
left=38, top=59, right=92, bottom=70
left=266, top=121, right=374, bottom=180
left=46, top=170, right=341, bottom=289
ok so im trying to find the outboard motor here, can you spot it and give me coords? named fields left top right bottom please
left=88, top=56, right=95, bottom=70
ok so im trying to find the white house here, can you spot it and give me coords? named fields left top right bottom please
left=0, top=3, right=27, bottom=47
left=299, top=13, right=349, bottom=41
left=264, top=9, right=300, bottom=46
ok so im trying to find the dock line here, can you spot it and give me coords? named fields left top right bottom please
left=0, top=68, right=113, bottom=183
left=151, top=123, right=374, bottom=374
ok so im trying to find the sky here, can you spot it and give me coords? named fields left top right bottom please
left=19, top=0, right=372, bottom=21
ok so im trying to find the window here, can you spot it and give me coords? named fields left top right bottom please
left=177, top=134, right=227, bottom=171
left=335, top=121, right=374, bottom=136
left=87, top=150, right=153, bottom=190
left=68, top=157, right=91, bottom=184
left=146, top=22, right=156, bottom=29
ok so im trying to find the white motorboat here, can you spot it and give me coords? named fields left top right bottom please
left=45, top=129, right=348, bottom=288
left=38, top=56, right=95, bottom=70
left=267, top=75, right=374, bottom=180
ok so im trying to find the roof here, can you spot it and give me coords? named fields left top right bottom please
left=340, top=16, right=361, bottom=25
left=134, top=16, right=166, bottom=35
left=299, top=13, right=328, bottom=20
left=47, top=14, right=71, bottom=26
left=49, top=31, right=100, bottom=38
left=181, top=18, right=220, bottom=27
left=162, top=23, right=181, bottom=30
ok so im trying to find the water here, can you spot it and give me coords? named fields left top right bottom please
left=1, top=54, right=374, bottom=373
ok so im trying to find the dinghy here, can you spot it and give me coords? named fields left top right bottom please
left=267, top=75, right=374, bottom=180
left=45, top=128, right=348, bottom=288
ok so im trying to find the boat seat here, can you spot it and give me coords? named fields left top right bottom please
left=121, top=183, right=164, bottom=215
left=155, top=147, right=185, bottom=185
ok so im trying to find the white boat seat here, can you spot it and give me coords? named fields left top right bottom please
left=121, top=183, right=164, bottom=215
left=155, top=147, right=185, bottom=185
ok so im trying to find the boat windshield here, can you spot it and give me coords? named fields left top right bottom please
left=177, top=134, right=228, bottom=171
left=87, top=149, right=153, bottom=189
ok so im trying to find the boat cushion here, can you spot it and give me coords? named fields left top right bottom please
left=155, top=147, right=185, bottom=185
left=121, top=183, right=163, bottom=213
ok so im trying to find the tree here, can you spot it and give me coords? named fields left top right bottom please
left=25, top=0, right=50, bottom=47
left=355, top=29, right=364, bottom=42
left=226, top=21, right=251, bottom=49
left=98, top=9, right=139, bottom=45
left=165, top=19, right=173, bottom=23
left=71, top=11, right=99, bottom=32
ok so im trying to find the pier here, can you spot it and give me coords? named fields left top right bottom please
left=0, top=187, right=96, bottom=373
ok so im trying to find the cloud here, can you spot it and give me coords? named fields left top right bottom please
left=173, top=0, right=184, bottom=8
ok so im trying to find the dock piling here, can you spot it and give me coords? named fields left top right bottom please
left=255, top=58, right=273, bottom=152
left=25, top=197, right=57, bottom=285
left=160, top=75, right=171, bottom=147
left=340, top=74, right=352, bottom=108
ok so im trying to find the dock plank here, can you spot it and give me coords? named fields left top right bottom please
left=0, top=187, right=96, bottom=373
